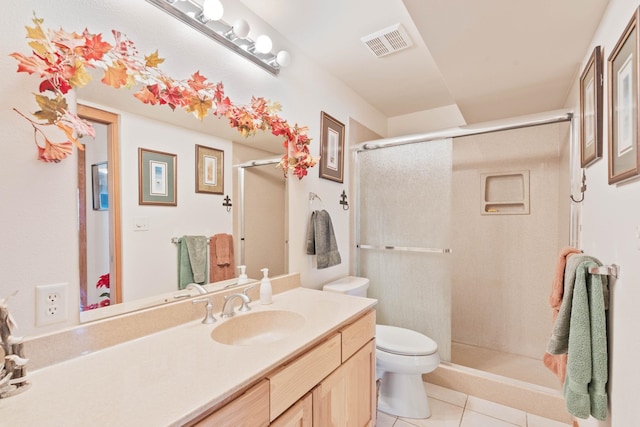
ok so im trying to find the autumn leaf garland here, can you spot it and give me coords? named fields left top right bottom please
left=11, top=15, right=317, bottom=178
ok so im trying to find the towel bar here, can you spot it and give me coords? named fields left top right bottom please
left=171, top=237, right=211, bottom=244
left=588, top=264, right=619, bottom=279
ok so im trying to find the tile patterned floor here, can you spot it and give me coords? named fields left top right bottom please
left=376, top=383, right=571, bottom=427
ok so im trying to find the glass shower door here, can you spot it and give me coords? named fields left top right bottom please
left=357, top=138, right=453, bottom=360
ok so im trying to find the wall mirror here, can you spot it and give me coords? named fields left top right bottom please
left=74, top=86, right=288, bottom=323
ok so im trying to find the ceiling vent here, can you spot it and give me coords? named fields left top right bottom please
left=361, top=23, right=413, bottom=58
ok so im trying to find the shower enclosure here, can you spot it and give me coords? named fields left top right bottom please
left=355, top=112, right=572, bottom=390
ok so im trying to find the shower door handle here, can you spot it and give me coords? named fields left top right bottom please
left=357, top=244, right=452, bottom=254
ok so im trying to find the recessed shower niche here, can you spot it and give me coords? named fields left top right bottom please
left=481, top=170, right=530, bottom=215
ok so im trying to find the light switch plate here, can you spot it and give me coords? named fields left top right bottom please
left=134, top=216, right=149, bottom=231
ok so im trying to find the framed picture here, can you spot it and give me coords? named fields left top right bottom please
left=195, top=144, right=224, bottom=194
left=138, top=148, right=177, bottom=206
left=580, top=46, right=603, bottom=168
left=91, top=162, right=109, bottom=210
left=319, top=111, right=345, bottom=183
left=608, top=9, right=640, bottom=184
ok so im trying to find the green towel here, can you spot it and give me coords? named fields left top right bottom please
left=561, top=259, right=609, bottom=420
left=178, top=236, right=208, bottom=289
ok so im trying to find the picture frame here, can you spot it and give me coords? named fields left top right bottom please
left=195, top=144, right=224, bottom=194
left=91, top=162, right=109, bottom=211
left=579, top=45, right=603, bottom=168
left=608, top=9, right=640, bottom=184
left=138, top=148, right=177, bottom=206
left=319, top=111, right=345, bottom=183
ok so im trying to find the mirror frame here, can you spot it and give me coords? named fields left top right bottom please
left=77, top=104, right=122, bottom=308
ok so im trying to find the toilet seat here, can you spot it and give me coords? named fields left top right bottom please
left=376, top=325, right=438, bottom=356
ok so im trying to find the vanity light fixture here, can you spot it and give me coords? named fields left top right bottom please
left=146, top=0, right=290, bottom=76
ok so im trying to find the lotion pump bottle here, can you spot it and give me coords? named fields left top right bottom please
left=237, top=265, right=248, bottom=284
left=260, top=268, right=272, bottom=305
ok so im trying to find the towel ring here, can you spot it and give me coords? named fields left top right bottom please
left=309, top=192, right=323, bottom=209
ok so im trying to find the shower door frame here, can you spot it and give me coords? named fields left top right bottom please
left=353, top=109, right=576, bottom=272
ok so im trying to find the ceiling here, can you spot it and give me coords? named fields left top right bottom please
left=240, top=0, right=609, bottom=125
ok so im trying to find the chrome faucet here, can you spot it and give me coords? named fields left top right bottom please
left=220, top=293, right=251, bottom=318
left=186, top=283, right=208, bottom=295
left=192, top=298, right=216, bottom=324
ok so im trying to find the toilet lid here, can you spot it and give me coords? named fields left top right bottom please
left=375, top=325, right=438, bottom=356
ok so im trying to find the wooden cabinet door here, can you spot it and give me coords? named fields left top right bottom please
left=270, top=392, right=313, bottom=427
left=191, top=380, right=270, bottom=427
left=312, top=340, right=376, bottom=427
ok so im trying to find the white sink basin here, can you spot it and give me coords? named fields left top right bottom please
left=211, top=310, right=305, bottom=346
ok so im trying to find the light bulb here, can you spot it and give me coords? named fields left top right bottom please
left=202, top=0, right=224, bottom=21
left=232, top=19, right=250, bottom=39
left=255, top=35, right=272, bottom=54
left=276, top=50, right=291, bottom=67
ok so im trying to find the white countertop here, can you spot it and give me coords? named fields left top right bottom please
left=0, top=288, right=376, bottom=427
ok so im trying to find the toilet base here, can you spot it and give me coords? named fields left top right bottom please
left=377, top=372, right=431, bottom=419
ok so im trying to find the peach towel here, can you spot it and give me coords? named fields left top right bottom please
left=543, top=246, right=582, bottom=383
left=209, top=234, right=234, bottom=283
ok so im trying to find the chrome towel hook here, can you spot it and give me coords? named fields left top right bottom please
left=570, top=169, right=586, bottom=203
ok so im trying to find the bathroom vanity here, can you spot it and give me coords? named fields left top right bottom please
left=0, top=281, right=377, bottom=426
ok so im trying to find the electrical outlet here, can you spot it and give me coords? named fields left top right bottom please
left=36, top=283, right=68, bottom=326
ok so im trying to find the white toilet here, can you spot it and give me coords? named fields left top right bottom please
left=323, top=276, right=440, bottom=419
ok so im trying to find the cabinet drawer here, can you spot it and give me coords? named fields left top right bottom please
left=340, top=310, right=376, bottom=362
left=192, top=379, right=269, bottom=427
left=267, top=334, right=341, bottom=420
left=270, top=392, right=312, bottom=427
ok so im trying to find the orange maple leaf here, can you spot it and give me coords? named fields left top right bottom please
left=9, top=52, right=49, bottom=76
left=187, top=97, right=213, bottom=121
left=101, top=61, right=129, bottom=88
left=36, top=137, right=73, bottom=163
left=187, top=71, right=212, bottom=92
left=215, top=96, right=232, bottom=116
left=144, top=50, right=165, bottom=68
left=82, top=33, right=113, bottom=61
left=133, top=86, right=159, bottom=105
left=56, top=122, right=83, bottom=149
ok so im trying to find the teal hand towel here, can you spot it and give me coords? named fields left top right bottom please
left=547, top=255, right=608, bottom=355
left=184, top=236, right=208, bottom=284
left=178, top=239, right=194, bottom=289
left=178, top=236, right=209, bottom=289
left=562, top=259, right=609, bottom=421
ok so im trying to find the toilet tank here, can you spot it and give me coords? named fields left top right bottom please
left=323, top=276, right=370, bottom=297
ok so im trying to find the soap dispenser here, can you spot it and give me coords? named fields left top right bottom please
left=237, top=265, right=248, bottom=284
left=260, top=268, right=272, bottom=305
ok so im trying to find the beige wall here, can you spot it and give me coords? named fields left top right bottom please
left=565, top=1, right=640, bottom=424
left=451, top=122, right=569, bottom=359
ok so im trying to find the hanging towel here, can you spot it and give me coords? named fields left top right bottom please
left=178, top=236, right=207, bottom=289
left=547, top=255, right=609, bottom=421
left=178, top=236, right=208, bottom=289
left=209, top=234, right=234, bottom=282
left=543, top=246, right=582, bottom=382
left=306, top=209, right=341, bottom=269
left=215, top=233, right=231, bottom=266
